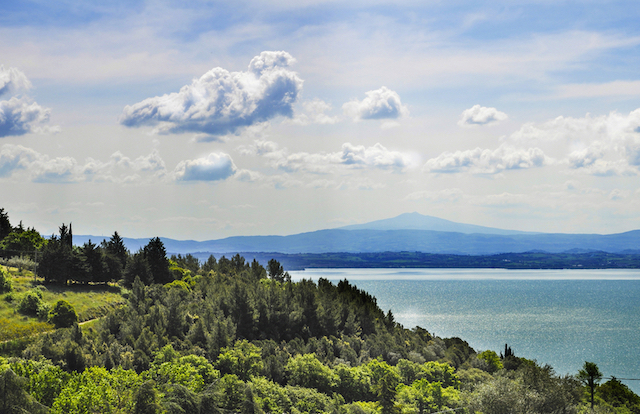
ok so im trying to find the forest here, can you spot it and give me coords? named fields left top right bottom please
left=1, top=208, right=639, bottom=414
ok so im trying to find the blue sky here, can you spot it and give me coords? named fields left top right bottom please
left=2, top=0, right=640, bottom=239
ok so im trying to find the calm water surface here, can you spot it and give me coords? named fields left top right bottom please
left=290, top=269, right=640, bottom=392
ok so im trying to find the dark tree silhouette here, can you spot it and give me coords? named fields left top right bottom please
left=0, top=208, right=11, bottom=241
left=578, top=361, right=603, bottom=409
left=143, top=237, right=172, bottom=284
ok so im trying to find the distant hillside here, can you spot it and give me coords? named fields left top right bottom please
left=73, top=212, right=640, bottom=256
left=339, top=212, right=537, bottom=235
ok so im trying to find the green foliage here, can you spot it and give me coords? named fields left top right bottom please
left=18, top=289, right=48, bottom=318
left=134, top=380, right=162, bottom=414
left=217, top=340, right=264, bottom=381
left=10, top=358, right=71, bottom=407
left=366, top=358, right=401, bottom=414
left=285, top=353, right=338, bottom=394
left=0, top=208, right=11, bottom=241
left=477, top=349, right=504, bottom=373
left=49, top=300, right=78, bottom=328
left=0, top=229, right=46, bottom=255
left=0, top=266, right=12, bottom=293
left=0, top=366, right=48, bottom=414
left=578, top=361, right=603, bottom=408
left=397, top=379, right=460, bottom=414
left=50, top=366, right=142, bottom=414
left=0, top=247, right=608, bottom=414
left=597, top=377, right=640, bottom=413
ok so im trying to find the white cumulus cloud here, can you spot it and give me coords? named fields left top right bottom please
left=0, top=66, right=58, bottom=138
left=0, top=66, right=31, bottom=97
left=458, top=104, right=508, bottom=127
left=174, top=152, right=237, bottom=181
left=120, top=51, right=303, bottom=136
left=343, top=86, right=409, bottom=122
left=424, top=145, right=548, bottom=174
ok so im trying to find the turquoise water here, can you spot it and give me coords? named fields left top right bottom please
left=289, top=269, right=640, bottom=393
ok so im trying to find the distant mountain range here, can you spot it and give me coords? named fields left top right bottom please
left=73, top=212, right=640, bottom=256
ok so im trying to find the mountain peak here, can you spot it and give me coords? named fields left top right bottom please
left=339, top=212, right=537, bottom=235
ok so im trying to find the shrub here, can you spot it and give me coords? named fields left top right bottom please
left=6, top=256, right=36, bottom=273
left=18, top=290, right=48, bottom=318
left=49, top=300, right=78, bottom=328
left=0, top=266, right=12, bottom=293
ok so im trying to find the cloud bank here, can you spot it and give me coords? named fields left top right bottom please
left=509, top=109, right=640, bottom=176
left=120, top=51, right=303, bottom=136
left=242, top=140, right=415, bottom=174
left=343, top=86, right=409, bottom=121
left=458, top=105, right=508, bottom=127
left=424, top=145, right=548, bottom=174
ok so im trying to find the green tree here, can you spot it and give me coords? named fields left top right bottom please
left=578, top=361, right=603, bottom=409
left=267, top=259, right=285, bottom=282
left=202, top=254, right=217, bottom=274
left=49, top=299, right=78, bottom=328
left=0, top=228, right=46, bottom=255
left=18, top=290, right=47, bottom=317
left=0, top=367, right=47, bottom=414
left=134, top=380, right=162, bottom=414
left=285, top=353, right=338, bottom=395
left=477, top=350, right=503, bottom=373
left=144, top=237, right=172, bottom=284
left=104, top=231, right=128, bottom=269
left=80, top=239, right=108, bottom=283
left=216, top=340, right=264, bottom=381
left=0, top=208, right=11, bottom=241
left=367, top=358, right=400, bottom=414
left=51, top=367, right=142, bottom=414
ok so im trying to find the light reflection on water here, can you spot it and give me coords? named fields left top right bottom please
left=290, top=268, right=640, bottom=393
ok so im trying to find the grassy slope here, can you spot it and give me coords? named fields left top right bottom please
left=0, top=265, right=126, bottom=342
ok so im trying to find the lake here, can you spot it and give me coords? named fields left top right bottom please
left=289, top=268, right=640, bottom=393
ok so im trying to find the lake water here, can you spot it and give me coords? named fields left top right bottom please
left=289, top=268, right=640, bottom=393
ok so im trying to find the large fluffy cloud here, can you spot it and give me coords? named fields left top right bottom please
left=0, top=66, right=57, bottom=137
left=424, top=145, right=548, bottom=174
left=343, top=86, right=409, bottom=121
left=0, top=97, right=54, bottom=137
left=174, top=153, right=237, bottom=181
left=120, top=51, right=303, bottom=136
left=458, top=105, right=508, bottom=127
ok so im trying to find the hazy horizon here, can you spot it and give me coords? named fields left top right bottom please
left=2, top=1, right=640, bottom=239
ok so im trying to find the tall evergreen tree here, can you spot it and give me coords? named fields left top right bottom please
left=0, top=208, right=11, bottom=241
left=143, top=237, right=172, bottom=284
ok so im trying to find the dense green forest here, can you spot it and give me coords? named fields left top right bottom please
left=1, top=208, right=640, bottom=414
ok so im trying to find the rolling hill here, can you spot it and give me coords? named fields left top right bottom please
left=74, top=212, right=640, bottom=256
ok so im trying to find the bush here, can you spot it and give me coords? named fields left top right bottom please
left=18, top=290, right=48, bottom=318
left=0, top=266, right=12, bottom=293
left=5, top=256, right=36, bottom=273
left=49, top=300, right=78, bottom=328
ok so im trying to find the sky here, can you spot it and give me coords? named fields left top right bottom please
left=2, top=0, right=640, bottom=240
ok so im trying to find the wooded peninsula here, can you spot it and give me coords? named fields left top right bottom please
left=1, top=208, right=638, bottom=414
